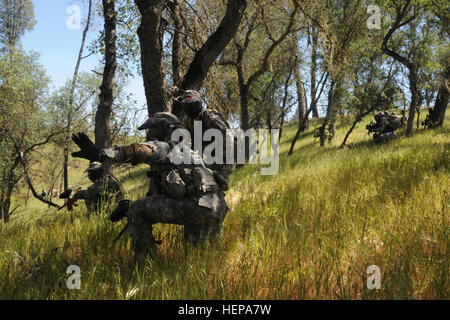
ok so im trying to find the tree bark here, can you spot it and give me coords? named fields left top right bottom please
left=169, top=0, right=183, bottom=87
left=382, top=1, right=420, bottom=137
left=95, top=0, right=117, bottom=149
left=310, top=26, right=319, bottom=118
left=341, top=110, right=371, bottom=147
left=64, top=0, right=93, bottom=189
left=320, top=80, right=336, bottom=147
left=179, top=0, right=247, bottom=92
left=135, top=0, right=168, bottom=116
left=1, top=156, right=20, bottom=223
left=233, top=0, right=298, bottom=131
left=237, top=63, right=250, bottom=131
left=172, top=0, right=247, bottom=120
left=294, top=44, right=307, bottom=131
left=429, top=64, right=449, bottom=127
left=430, top=84, right=449, bottom=126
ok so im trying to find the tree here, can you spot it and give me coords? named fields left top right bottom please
left=95, top=0, right=117, bottom=149
left=219, top=0, right=299, bottom=131
left=380, top=0, right=429, bottom=137
left=301, top=0, right=367, bottom=146
left=428, top=60, right=449, bottom=127
left=133, top=0, right=168, bottom=115
left=0, top=0, right=36, bottom=49
left=63, top=0, right=93, bottom=191
left=133, top=0, right=247, bottom=117
left=0, top=50, right=61, bottom=222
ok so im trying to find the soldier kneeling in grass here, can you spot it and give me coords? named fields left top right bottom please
left=71, top=113, right=228, bottom=255
left=71, top=162, right=125, bottom=215
left=366, top=111, right=402, bottom=143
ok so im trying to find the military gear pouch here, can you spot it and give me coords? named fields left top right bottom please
left=193, top=167, right=219, bottom=193
left=161, top=170, right=188, bottom=200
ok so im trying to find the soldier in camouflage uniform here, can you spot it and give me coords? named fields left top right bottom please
left=176, top=90, right=235, bottom=191
left=71, top=113, right=228, bottom=253
left=367, top=111, right=402, bottom=143
left=72, top=162, right=125, bottom=214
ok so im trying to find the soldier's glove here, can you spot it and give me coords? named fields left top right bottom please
left=59, top=189, right=73, bottom=199
left=71, top=132, right=103, bottom=162
left=110, top=199, right=130, bottom=223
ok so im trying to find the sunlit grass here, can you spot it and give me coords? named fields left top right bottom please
left=0, top=114, right=448, bottom=299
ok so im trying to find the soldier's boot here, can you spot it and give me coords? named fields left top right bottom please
left=109, top=199, right=130, bottom=222
left=208, top=219, right=224, bottom=246
left=213, top=166, right=233, bottom=191
left=184, top=222, right=219, bottom=250
left=132, top=235, right=159, bottom=258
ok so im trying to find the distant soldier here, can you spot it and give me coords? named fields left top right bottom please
left=400, top=110, right=408, bottom=127
left=176, top=90, right=235, bottom=191
left=367, top=111, right=402, bottom=143
left=72, top=162, right=125, bottom=214
left=71, top=113, right=228, bottom=254
left=422, top=107, right=437, bottom=129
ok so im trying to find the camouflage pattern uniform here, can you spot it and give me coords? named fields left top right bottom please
left=180, top=91, right=235, bottom=191
left=73, top=162, right=125, bottom=213
left=101, top=139, right=228, bottom=252
left=368, top=111, right=402, bottom=143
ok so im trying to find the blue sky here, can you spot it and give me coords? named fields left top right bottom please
left=22, top=0, right=146, bottom=106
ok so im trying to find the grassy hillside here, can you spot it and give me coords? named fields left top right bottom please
left=0, top=114, right=448, bottom=299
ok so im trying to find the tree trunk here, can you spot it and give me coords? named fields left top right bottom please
left=320, top=81, right=335, bottom=147
left=171, top=0, right=247, bottom=119
left=430, top=84, right=449, bottom=126
left=169, top=0, right=183, bottom=87
left=266, top=107, right=272, bottom=131
left=179, top=0, right=247, bottom=91
left=327, top=121, right=335, bottom=142
left=429, top=65, right=449, bottom=127
left=341, top=123, right=357, bottom=147
left=288, top=108, right=312, bottom=156
left=64, top=0, right=93, bottom=189
left=2, top=196, right=10, bottom=223
left=279, top=112, right=286, bottom=141
left=2, top=158, right=20, bottom=223
left=95, top=0, right=117, bottom=149
left=294, top=38, right=307, bottom=130
left=406, top=69, right=420, bottom=136
left=310, top=26, right=319, bottom=118
left=382, top=1, right=419, bottom=137
left=135, top=0, right=168, bottom=116
left=237, top=63, right=250, bottom=131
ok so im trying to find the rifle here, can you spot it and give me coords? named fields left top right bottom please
left=366, top=120, right=377, bottom=135
left=58, top=189, right=79, bottom=211
left=113, top=223, right=129, bottom=243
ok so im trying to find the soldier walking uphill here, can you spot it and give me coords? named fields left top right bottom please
left=71, top=113, right=228, bottom=254
left=175, top=90, right=235, bottom=191
left=69, top=162, right=125, bottom=215
left=366, top=111, right=402, bottom=143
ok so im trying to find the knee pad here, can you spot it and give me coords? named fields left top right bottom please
left=109, top=199, right=130, bottom=222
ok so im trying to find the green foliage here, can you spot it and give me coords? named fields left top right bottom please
left=0, top=0, right=36, bottom=48
left=0, top=48, right=51, bottom=220
left=88, top=0, right=140, bottom=78
left=0, top=113, right=448, bottom=299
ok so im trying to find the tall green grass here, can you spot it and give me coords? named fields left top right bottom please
left=0, top=115, right=448, bottom=299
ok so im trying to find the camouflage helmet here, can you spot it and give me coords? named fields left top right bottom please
left=177, top=90, right=203, bottom=118
left=374, top=113, right=383, bottom=122
left=138, top=112, right=182, bottom=141
left=85, top=162, right=104, bottom=172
